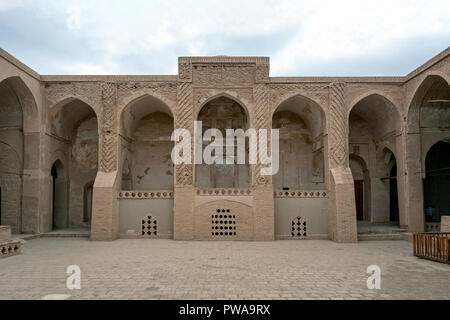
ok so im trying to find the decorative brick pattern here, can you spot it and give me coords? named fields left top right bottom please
left=175, top=82, right=194, bottom=186
left=100, top=82, right=118, bottom=173
left=197, top=188, right=251, bottom=196
left=328, top=82, right=347, bottom=168
left=253, top=83, right=271, bottom=185
left=118, top=190, right=174, bottom=199
left=274, top=190, right=328, bottom=198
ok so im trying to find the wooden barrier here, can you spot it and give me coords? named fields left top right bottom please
left=413, top=232, right=450, bottom=264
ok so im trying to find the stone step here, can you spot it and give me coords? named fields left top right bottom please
left=358, top=233, right=409, bottom=241
left=357, top=227, right=408, bottom=235
left=42, top=232, right=89, bottom=238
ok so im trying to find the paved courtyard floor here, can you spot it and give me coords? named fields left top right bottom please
left=0, top=238, right=449, bottom=300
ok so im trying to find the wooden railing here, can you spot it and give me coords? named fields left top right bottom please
left=413, top=232, right=450, bottom=264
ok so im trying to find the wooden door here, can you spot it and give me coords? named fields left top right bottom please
left=354, top=180, right=364, bottom=221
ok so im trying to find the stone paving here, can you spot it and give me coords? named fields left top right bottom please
left=0, top=238, right=449, bottom=300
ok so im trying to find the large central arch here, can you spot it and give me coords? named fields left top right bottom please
left=195, top=95, right=250, bottom=189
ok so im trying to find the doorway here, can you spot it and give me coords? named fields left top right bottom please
left=51, top=161, right=67, bottom=230
left=354, top=180, right=364, bottom=221
left=389, top=164, right=399, bottom=222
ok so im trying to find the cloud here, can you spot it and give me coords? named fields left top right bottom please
left=0, top=0, right=23, bottom=11
left=0, top=0, right=448, bottom=75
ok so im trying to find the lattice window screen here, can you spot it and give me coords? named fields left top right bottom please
left=291, top=216, right=307, bottom=239
left=141, top=215, right=158, bottom=238
left=211, top=209, right=237, bottom=237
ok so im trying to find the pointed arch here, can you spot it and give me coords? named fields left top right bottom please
left=0, top=76, right=39, bottom=133
left=272, top=93, right=326, bottom=139
left=406, top=71, right=450, bottom=133
left=348, top=92, right=401, bottom=137
left=196, top=92, right=250, bottom=122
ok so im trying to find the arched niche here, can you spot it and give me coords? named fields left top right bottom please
left=0, top=76, right=38, bottom=233
left=120, top=94, right=174, bottom=190
left=272, top=94, right=325, bottom=190
left=48, top=98, right=99, bottom=229
left=406, top=75, right=450, bottom=230
left=348, top=94, right=401, bottom=225
left=51, top=160, right=68, bottom=230
left=195, top=95, right=250, bottom=189
left=349, top=154, right=370, bottom=222
left=407, top=75, right=450, bottom=133
left=423, top=138, right=450, bottom=224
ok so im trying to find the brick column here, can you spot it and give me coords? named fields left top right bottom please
left=252, top=83, right=274, bottom=240
left=91, top=83, right=120, bottom=241
left=327, top=82, right=357, bottom=243
left=173, top=63, right=196, bottom=240
left=404, top=132, right=425, bottom=232
left=21, top=132, right=41, bottom=233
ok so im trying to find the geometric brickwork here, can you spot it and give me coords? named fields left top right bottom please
left=291, top=216, right=307, bottom=239
left=211, top=209, right=237, bottom=238
left=141, top=215, right=158, bottom=238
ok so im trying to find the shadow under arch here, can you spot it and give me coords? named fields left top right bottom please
left=47, top=98, right=99, bottom=232
left=349, top=153, right=369, bottom=221
left=120, top=93, right=174, bottom=138
left=0, top=76, right=39, bottom=133
left=406, top=74, right=450, bottom=132
left=119, top=93, right=175, bottom=191
left=272, top=93, right=326, bottom=138
left=423, top=137, right=450, bottom=225
left=50, top=159, right=68, bottom=230
left=196, top=92, right=250, bottom=124
left=195, top=94, right=250, bottom=189
left=272, top=93, right=326, bottom=190
left=348, top=93, right=401, bottom=136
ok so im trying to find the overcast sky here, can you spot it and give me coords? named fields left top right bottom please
left=0, top=0, right=449, bottom=76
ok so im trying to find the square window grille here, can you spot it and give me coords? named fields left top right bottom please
left=211, top=209, right=237, bottom=237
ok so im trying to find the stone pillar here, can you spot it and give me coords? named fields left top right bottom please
left=252, top=83, right=274, bottom=240
left=404, top=132, right=425, bottom=232
left=0, top=226, right=11, bottom=240
left=173, top=65, right=196, bottom=240
left=327, top=82, right=357, bottom=243
left=441, top=216, right=450, bottom=232
left=21, top=132, right=41, bottom=234
left=91, top=83, right=120, bottom=241
left=396, top=133, right=408, bottom=228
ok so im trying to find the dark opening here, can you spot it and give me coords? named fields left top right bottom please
left=83, top=182, right=94, bottom=223
left=389, top=164, right=399, bottom=222
left=354, top=180, right=364, bottom=221
left=51, top=163, right=58, bottom=230
left=424, top=141, right=450, bottom=222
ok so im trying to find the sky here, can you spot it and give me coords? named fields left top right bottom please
left=0, top=0, right=449, bottom=76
